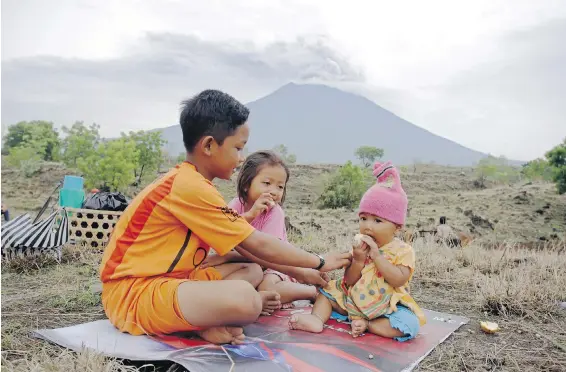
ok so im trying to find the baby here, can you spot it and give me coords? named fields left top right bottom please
left=289, top=162, right=426, bottom=341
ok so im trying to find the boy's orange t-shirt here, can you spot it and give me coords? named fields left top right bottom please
left=99, top=162, right=255, bottom=282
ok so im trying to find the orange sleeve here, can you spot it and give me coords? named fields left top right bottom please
left=165, top=177, right=255, bottom=256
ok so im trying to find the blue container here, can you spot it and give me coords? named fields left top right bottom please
left=63, top=175, right=84, bottom=190
left=59, top=189, right=85, bottom=208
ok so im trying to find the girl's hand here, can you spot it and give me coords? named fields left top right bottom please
left=200, top=253, right=229, bottom=269
left=246, top=193, right=276, bottom=220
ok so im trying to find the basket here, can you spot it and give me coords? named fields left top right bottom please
left=66, top=208, right=123, bottom=249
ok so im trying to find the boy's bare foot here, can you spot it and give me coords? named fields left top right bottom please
left=351, top=319, right=368, bottom=338
left=259, top=291, right=281, bottom=315
left=288, top=314, right=324, bottom=333
left=197, top=326, right=246, bottom=345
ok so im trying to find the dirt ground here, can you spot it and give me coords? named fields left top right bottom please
left=2, top=162, right=565, bottom=371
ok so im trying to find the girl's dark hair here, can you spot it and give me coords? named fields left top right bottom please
left=237, top=150, right=290, bottom=206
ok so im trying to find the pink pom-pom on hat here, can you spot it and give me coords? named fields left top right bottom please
left=358, top=161, right=407, bottom=225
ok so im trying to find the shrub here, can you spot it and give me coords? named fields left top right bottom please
left=317, top=161, right=372, bottom=209
left=6, top=146, right=42, bottom=177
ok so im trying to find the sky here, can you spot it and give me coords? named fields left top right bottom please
left=2, top=0, right=566, bottom=161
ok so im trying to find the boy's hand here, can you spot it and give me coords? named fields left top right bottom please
left=200, top=253, right=229, bottom=268
left=295, top=268, right=330, bottom=287
left=320, top=251, right=352, bottom=272
left=246, top=193, right=275, bottom=220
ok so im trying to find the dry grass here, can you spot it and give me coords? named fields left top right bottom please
left=2, top=348, right=137, bottom=372
left=3, top=236, right=565, bottom=371
left=411, top=239, right=566, bottom=371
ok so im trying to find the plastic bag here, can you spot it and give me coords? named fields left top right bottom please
left=82, top=192, right=130, bottom=212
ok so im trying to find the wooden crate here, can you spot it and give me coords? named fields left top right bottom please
left=66, top=208, right=123, bottom=249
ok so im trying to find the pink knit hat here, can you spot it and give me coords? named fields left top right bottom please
left=358, top=161, right=407, bottom=226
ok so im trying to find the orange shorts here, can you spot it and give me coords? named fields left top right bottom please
left=102, top=267, right=222, bottom=336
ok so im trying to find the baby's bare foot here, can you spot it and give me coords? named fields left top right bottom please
left=351, top=319, right=368, bottom=338
left=259, top=291, right=281, bottom=315
left=288, top=314, right=324, bottom=333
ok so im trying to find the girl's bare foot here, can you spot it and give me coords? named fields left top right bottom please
left=259, top=291, right=281, bottom=315
left=197, top=326, right=246, bottom=345
left=351, top=319, right=368, bottom=338
left=288, top=314, right=324, bottom=333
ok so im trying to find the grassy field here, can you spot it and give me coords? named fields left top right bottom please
left=2, top=162, right=565, bottom=371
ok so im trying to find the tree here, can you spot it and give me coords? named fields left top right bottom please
left=61, top=121, right=100, bottom=167
left=317, top=161, right=373, bottom=209
left=176, top=152, right=187, bottom=163
left=78, top=138, right=139, bottom=191
left=521, top=158, right=554, bottom=182
left=272, top=144, right=297, bottom=164
left=475, top=155, right=520, bottom=188
left=546, top=138, right=566, bottom=194
left=355, top=146, right=384, bottom=167
left=124, top=131, right=167, bottom=185
left=3, top=121, right=60, bottom=161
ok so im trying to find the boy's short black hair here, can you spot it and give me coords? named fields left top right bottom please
left=180, top=90, right=250, bottom=152
left=440, top=216, right=447, bottom=224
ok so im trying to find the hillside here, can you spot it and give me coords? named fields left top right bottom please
left=216, top=163, right=565, bottom=245
left=4, top=161, right=562, bottom=245
left=156, top=83, right=516, bottom=166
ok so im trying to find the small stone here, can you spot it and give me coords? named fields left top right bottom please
left=536, top=334, right=541, bottom=338
left=89, top=282, right=103, bottom=295
left=450, top=309, right=454, bottom=312
left=518, top=330, right=522, bottom=334
left=368, top=354, right=374, bottom=360
left=467, top=329, right=475, bottom=334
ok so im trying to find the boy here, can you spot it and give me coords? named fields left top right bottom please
left=100, top=90, right=351, bottom=345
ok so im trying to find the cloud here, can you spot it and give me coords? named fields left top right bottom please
left=429, top=18, right=566, bottom=159
left=354, top=17, right=566, bottom=160
left=2, top=0, right=566, bottom=160
left=1, top=33, right=364, bottom=136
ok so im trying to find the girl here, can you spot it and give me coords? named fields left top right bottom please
left=202, top=151, right=319, bottom=312
left=289, top=161, right=426, bottom=341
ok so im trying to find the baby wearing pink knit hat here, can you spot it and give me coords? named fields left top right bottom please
left=290, top=162, right=426, bottom=341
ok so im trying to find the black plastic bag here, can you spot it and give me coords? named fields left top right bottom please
left=82, top=192, right=130, bottom=212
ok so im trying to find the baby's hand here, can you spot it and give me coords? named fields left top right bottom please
left=368, top=246, right=381, bottom=261
left=359, top=235, right=378, bottom=251
left=352, top=234, right=370, bottom=263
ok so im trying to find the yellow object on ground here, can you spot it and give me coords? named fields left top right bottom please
left=480, top=321, right=499, bottom=334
